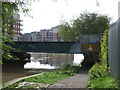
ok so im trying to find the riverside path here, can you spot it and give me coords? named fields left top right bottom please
left=47, top=67, right=89, bottom=88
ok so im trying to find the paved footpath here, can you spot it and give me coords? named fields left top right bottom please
left=48, top=67, right=89, bottom=88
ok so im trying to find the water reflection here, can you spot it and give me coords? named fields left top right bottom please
left=24, top=57, right=59, bottom=69
left=24, top=53, right=84, bottom=69
left=2, top=53, right=84, bottom=83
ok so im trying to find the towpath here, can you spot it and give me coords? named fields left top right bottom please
left=48, top=67, right=89, bottom=88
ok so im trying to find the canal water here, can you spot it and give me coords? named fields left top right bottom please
left=2, top=53, right=84, bottom=83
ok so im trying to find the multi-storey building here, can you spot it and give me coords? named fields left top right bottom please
left=21, top=33, right=31, bottom=41
left=20, top=25, right=59, bottom=42
left=12, top=13, right=23, bottom=41
left=51, top=26, right=59, bottom=41
left=31, top=32, right=38, bottom=41
left=2, top=1, right=23, bottom=41
left=40, top=29, right=53, bottom=41
left=46, top=30, right=53, bottom=41
left=36, top=32, right=41, bottom=41
left=40, top=29, right=48, bottom=41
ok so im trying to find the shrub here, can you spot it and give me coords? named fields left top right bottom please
left=88, top=63, right=110, bottom=80
left=87, top=76, right=118, bottom=88
left=60, top=64, right=80, bottom=75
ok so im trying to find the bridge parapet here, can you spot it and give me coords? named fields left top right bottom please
left=8, top=34, right=102, bottom=53
left=14, top=34, right=102, bottom=43
left=10, top=42, right=100, bottom=54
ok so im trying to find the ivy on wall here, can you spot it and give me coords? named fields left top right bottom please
left=89, top=30, right=110, bottom=79
left=87, top=30, right=113, bottom=88
left=100, top=30, right=109, bottom=66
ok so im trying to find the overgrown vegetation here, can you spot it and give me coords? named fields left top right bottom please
left=3, top=65, right=80, bottom=89
left=88, top=76, right=118, bottom=88
left=100, top=30, right=109, bottom=66
left=88, top=63, right=109, bottom=80
left=87, top=30, right=118, bottom=88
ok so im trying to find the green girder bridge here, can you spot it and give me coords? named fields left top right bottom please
left=10, top=35, right=101, bottom=54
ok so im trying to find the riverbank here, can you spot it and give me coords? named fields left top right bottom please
left=1, top=72, right=44, bottom=89
left=2, top=65, right=81, bottom=89
left=2, top=61, right=49, bottom=83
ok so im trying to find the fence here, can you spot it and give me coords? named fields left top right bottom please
left=108, top=19, right=120, bottom=83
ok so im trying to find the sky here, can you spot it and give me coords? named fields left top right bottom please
left=20, top=0, right=120, bottom=34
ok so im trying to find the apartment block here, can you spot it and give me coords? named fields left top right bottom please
left=20, top=25, right=59, bottom=42
left=12, top=13, right=23, bottom=41
left=21, top=33, right=31, bottom=41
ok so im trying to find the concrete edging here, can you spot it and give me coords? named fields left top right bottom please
left=2, top=72, right=44, bottom=89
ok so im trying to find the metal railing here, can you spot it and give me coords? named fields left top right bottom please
left=13, top=34, right=102, bottom=43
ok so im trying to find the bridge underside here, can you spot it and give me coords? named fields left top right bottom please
left=12, top=42, right=78, bottom=53
left=9, top=42, right=100, bottom=54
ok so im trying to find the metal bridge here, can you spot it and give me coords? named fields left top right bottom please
left=10, top=35, right=101, bottom=54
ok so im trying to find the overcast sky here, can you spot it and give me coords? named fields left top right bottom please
left=20, top=0, right=120, bottom=33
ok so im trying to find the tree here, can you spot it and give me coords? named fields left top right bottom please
left=2, top=2, right=18, bottom=61
left=1, top=0, right=36, bottom=61
left=58, top=12, right=110, bottom=41
left=58, top=22, right=78, bottom=41
left=74, top=13, right=110, bottom=34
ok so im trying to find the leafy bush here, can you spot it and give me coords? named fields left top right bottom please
left=60, top=64, right=80, bottom=76
left=87, top=76, right=118, bottom=88
left=89, top=63, right=110, bottom=80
